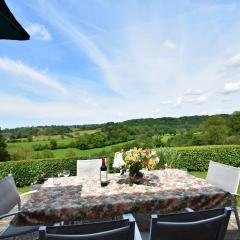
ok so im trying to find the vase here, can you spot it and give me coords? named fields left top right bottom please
left=129, top=165, right=144, bottom=184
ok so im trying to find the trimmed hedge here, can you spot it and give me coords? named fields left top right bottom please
left=172, top=145, right=240, bottom=171
left=1, top=145, right=240, bottom=186
left=0, top=158, right=78, bottom=187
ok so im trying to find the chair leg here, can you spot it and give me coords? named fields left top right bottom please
left=233, top=207, right=240, bottom=230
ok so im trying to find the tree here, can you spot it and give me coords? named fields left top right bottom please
left=49, top=139, right=57, bottom=149
left=152, top=135, right=164, bottom=147
left=230, top=111, right=240, bottom=134
left=200, top=116, right=229, bottom=144
left=0, top=128, right=10, bottom=161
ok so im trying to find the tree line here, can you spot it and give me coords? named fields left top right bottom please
left=0, top=112, right=240, bottom=161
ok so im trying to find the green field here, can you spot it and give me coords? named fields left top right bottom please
left=161, top=134, right=172, bottom=143
left=6, top=129, right=110, bottom=160
left=40, top=141, right=133, bottom=158
left=7, top=140, right=134, bottom=161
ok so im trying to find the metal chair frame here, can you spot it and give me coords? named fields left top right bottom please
left=39, top=213, right=142, bottom=240
left=206, top=160, right=240, bottom=229
left=149, top=207, right=232, bottom=240
left=0, top=175, right=39, bottom=239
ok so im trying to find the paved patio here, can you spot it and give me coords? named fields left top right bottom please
left=0, top=194, right=239, bottom=240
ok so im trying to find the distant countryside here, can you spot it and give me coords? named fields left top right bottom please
left=1, top=111, right=240, bottom=188
left=1, top=111, right=240, bottom=162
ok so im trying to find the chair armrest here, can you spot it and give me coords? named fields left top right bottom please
left=0, top=211, right=21, bottom=220
left=122, top=214, right=142, bottom=240
left=133, top=224, right=142, bottom=240
left=185, top=208, right=194, bottom=212
left=20, top=190, right=37, bottom=196
left=122, top=213, right=135, bottom=221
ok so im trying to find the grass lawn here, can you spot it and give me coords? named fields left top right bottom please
left=49, top=141, right=134, bottom=158
left=17, top=186, right=31, bottom=194
left=7, top=138, right=134, bottom=161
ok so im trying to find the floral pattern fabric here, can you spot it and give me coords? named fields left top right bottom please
left=13, top=169, right=234, bottom=225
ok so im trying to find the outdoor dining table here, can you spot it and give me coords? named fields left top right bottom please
left=12, top=169, right=234, bottom=226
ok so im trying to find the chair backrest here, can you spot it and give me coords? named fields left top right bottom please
left=39, top=216, right=136, bottom=240
left=0, top=175, right=21, bottom=215
left=149, top=207, right=232, bottom=240
left=77, top=159, right=102, bottom=177
left=206, top=160, right=240, bottom=194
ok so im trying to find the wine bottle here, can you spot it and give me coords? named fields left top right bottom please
left=100, top=157, right=108, bottom=187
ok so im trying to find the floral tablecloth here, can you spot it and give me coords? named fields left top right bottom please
left=13, top=169, right=234, bottom=225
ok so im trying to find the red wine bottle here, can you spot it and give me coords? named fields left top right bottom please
left=100, top=157, right=108, bottom=187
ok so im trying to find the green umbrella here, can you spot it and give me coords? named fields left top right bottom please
left=0, top=0, right=29, bottom=40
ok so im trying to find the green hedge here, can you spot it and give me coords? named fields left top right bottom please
left=1, top=145, right=240, bottom=186
left=0, top=158, right=78, bottom=187
left=172, top=145, right=240, bottom=171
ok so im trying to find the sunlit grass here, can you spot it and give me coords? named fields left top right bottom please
left=17, top=186, right=31, bottom=194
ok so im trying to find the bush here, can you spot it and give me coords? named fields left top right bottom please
left=0, top=155, right=108, bottom=187
left=108, top=145, right=240, bottom=173
left=0, top=158, right=76, bottom=187
left=156, top=147, right=181, bottom=168
left=172, top=145, right=240, bottom=171
left=1, top=145, right=240, bottom=186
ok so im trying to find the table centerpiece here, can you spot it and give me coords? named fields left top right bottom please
left=113, top=148, right=160, bottom=184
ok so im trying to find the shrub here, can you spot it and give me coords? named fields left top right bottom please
left=0, top=158, right=77, bottom=187
left=172, top=145, right=240, bottom=171
left=1, top=145, right=240, bottom=186
left=156, top=147, right=181, bottom=168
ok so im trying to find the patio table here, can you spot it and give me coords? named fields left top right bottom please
left=12, top=169, right=234, bottom=225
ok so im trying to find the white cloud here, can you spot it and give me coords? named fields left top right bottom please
left=2, top=1, right=239, bottom=128
left=184, top=89, right=204, bottom=96
left=26, top=23, right=51, bottom=41
left=163, top=40, right=176, bottom=50
left=117, top=112, right=125, bottom=118
left=215, top=108, right=224, bottom=114
left=151, top=108, right=161, bottom=114
left=0, top=57, right=67, bottom=94
left=174, top=97, right=183, bottom=107
left=174, top=94, right=208, bottom=107
left=223, top=81, right=240, bottom=94
left=222, top=97, right=231, bottom=102
left=225, top=53, right=240, bottom=66
left=0, top=93, right=88, bottom=119
left=196, top=95, right=207, bottom=103
left=159, top=100, right=172, bottom=105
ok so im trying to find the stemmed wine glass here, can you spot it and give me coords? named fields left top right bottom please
left=63, top=170, right=70, bottom=177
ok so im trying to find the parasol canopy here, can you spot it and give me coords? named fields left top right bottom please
left=0, top=0, right=29, bottom=40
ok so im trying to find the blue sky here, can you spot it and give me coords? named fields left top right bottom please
left=0, top=0, right=240, bottom=128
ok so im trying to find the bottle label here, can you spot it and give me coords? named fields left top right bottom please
left=101, top=171, right=107, bottom=182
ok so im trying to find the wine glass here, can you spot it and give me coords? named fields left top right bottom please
left=63, top=170, right=70, bottom=177
left=53, top=177, right=61, bottom=186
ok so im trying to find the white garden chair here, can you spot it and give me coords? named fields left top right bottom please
left=77, top=159, right=102, bottom=177
left=206, top=160, right=240, bottom=229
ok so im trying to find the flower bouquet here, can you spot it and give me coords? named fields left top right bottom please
left=113, top=148, right=160, bottom=183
